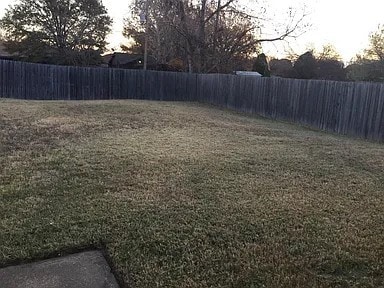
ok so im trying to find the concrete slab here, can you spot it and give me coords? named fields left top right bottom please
left=0, top=251, right=120, bottom=288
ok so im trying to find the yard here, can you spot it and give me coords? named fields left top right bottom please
left=0, top=99, right=383, bottom=287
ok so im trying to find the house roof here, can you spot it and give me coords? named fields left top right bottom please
left=111, top=53, right=144, bottom=66
left=102, top=52, right=156, bottom=67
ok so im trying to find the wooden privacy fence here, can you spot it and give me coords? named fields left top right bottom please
left=0, top=59, right=383, bottom=141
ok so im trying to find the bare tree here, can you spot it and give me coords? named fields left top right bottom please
left=124, top=0, right=309, bottom=73
left=315, top=44, right=342, bottom=61
left=364, top=25, right=384, bottom=61
left=346, top=25, right=384, bottom=82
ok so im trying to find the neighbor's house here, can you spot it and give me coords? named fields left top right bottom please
left=102, top=52, right=156, bottom=69
left=101, top=52, right=181, bottom=71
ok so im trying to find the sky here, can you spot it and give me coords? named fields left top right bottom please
left=1, top=0, right=384, bottom=63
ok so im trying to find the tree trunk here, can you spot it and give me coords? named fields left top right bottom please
left=178, top=0, right=195, bottom=73
left=197, top=0, right=207, bottom=73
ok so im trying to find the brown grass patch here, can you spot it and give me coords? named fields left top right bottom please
left=0, top=99, right=383, bottom=287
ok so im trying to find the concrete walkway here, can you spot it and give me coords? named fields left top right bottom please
left=0, top=251, right=120, bottom=288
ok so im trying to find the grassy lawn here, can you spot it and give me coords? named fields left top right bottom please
left=0, top=99, right=383, bottom=287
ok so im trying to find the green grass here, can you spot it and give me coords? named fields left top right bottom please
left=0, top=99, right=383, bottom=287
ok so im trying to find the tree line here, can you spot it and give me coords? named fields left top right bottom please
left=266, top=45, right=346, bottom=81
left=267, top=33, right=384, bottom=82
left=0, top=0, right=112, bottom=65
left=0, top=0, right=383, bottom=82
left=0, top=0, right=307, bottom=70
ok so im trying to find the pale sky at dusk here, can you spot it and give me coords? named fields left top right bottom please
left=262, top=0, right=384, bottom=62
left=1, top=0, right=384, bottom=62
